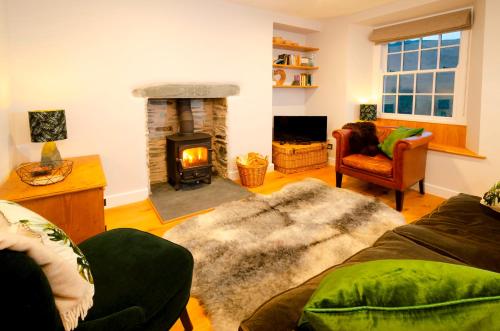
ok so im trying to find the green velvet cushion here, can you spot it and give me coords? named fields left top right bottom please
left=379, top=127, right=424, bottom=158
left=299, top=259, right=500, bottom=331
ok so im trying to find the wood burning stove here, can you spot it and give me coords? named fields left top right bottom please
left=166, top=99, right=212, bottom=190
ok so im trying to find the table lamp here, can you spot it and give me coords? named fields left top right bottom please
left=360, top=104, right=377, bottom=121
left=28, top=109, right=67, bottom=168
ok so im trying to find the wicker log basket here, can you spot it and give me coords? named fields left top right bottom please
left=237, top=153, right=268, bottom=188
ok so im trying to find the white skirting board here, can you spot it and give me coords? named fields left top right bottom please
left=413, top=182, right=459, bottom=199
left=105, top=188, right=149, bottom=208
left=105, top=162, right=460, bottom=208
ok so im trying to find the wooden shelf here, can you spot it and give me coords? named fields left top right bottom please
left=273, top=64, right=318, bottom=70
left=273, top=85, right=318, bottom=89
left=273, top=43, right=319, bottom=52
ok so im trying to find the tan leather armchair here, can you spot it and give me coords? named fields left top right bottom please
left=333, top=126, right=433, bottom=211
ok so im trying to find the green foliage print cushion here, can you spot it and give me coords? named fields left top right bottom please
left=299, top=259, right=500, bottom=331
left=0, top=200, right=93, bottom=283
left=378, top=126, right=424, bottom=158
left=481, top=181, right=500, bottom=213
left=0, top=200, right=95, bottom=330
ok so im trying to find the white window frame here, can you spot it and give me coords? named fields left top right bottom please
left=374, top=30, right=470, bottom=125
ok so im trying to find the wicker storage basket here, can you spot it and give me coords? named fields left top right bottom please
left=272, top=142, right=328, bottom=174
left=237, top=154, right=268, bottom=187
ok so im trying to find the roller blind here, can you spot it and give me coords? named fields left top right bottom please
left=369, top=9, right=472, bottom=44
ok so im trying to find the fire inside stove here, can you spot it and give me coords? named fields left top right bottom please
left=181, top=147, right=208, bottom=168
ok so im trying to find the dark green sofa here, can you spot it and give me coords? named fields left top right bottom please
left=0, top=228, right=194, bottom=331
left=239, top=194, right=500, bottom=331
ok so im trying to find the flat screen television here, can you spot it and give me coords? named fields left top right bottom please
left=273, top=116, right=327, bottom=143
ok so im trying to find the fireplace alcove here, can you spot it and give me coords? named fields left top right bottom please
left=132, top=83, right=240, bottom=191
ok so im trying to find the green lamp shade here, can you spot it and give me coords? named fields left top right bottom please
left=29, top=110, right=67, bottom=142
left=360, top=104, right=377, bottom=121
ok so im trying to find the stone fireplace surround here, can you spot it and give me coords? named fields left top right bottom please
left=132, top=83, right=240, bottom=187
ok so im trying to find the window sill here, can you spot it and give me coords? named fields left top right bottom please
left=374, top=119, right=486, bottom=159
left=429, top=143, right=486, bottom=159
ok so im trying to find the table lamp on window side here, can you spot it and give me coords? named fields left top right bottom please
left=360, top=104, right=377, bottom=121
left=28, top=109, right=67, bottom=168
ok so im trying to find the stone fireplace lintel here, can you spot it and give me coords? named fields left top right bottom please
left=132, top=83, right=239, bottom=99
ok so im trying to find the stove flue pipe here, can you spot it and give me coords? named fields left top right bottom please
left=177, top=99, right=194, bottom=135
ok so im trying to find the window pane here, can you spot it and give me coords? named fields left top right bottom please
left=415, top=95, right=432, bottom=115
left=399, top=74, right=414, bottom=93
left=403, top=52, right=418, bottom=71
left=434, top=95, right=453, bottom=117
left=420, top=49, right=437, bottom=69
left=422, top=35, right=439, bottom=49
left=435, top=72, right=455, bottom=93
left=387, top=53, right=401, bottom=72
left=440, top=47, right=459, bottom=68
left=383, top=75, right=397, bottom=93
left=388, top=41, right=402, bottom=53
left=416, top=73, right=433, bottom=93
left=441, top=32, right=461, bottom=46
left=383, top=95, right=396, bottom=113
left=404, top=38, right=419, bottom=51
left=398, top=95, right=413, bottom=114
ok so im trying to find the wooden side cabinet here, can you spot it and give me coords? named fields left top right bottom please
left=0, top=155, right=107, bottom=244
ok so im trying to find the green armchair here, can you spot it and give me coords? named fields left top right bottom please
left=0, top=228, right=194, bottom=331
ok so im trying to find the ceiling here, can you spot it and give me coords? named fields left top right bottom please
left=225, top=0, right=402, bottom=19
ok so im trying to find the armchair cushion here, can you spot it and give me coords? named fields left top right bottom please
left=342, top=154, right=393, bottom=177
left=379, top=127, right=424, bottom=158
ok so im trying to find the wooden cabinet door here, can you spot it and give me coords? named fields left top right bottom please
left=20, top=188, right=105, bottom=244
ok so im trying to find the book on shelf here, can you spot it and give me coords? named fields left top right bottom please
left=291, top=73, right=313, bottom=87
left=274, top=53, right=310, bottom=66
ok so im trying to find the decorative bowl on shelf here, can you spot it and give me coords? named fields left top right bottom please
left=273, top=69, right=286, bottom=86
left=16, top=160, right=73, bottom=186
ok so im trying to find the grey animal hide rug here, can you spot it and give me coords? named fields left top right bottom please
left=163, top=178, right=405, bottom=331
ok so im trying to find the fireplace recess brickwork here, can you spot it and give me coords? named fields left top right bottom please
left=133, top=83, right=239, bottom=190
left=147, top=98, right=227, bottom=186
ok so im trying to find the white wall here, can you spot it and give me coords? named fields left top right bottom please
left=306, top=19, right=348, bottom=138
left=465, top=0, right=485, bottom=152
left=306, top=18, right=374, bottom=162
left=2, top=0, right=320, bottom=206
left=0, top=0, right=11, bottom=182
left=306, top=0, right=500, bottom=198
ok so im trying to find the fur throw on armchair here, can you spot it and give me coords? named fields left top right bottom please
left=342, top=122, right=380, bottom=156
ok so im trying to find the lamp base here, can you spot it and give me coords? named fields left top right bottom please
left=40, top=141, right=63, bottom=168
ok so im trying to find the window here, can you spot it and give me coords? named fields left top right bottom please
left=380, top=31, right=468, bottom=123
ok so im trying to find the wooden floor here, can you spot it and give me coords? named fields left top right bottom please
left=105, top=166, right=445, bottom=331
